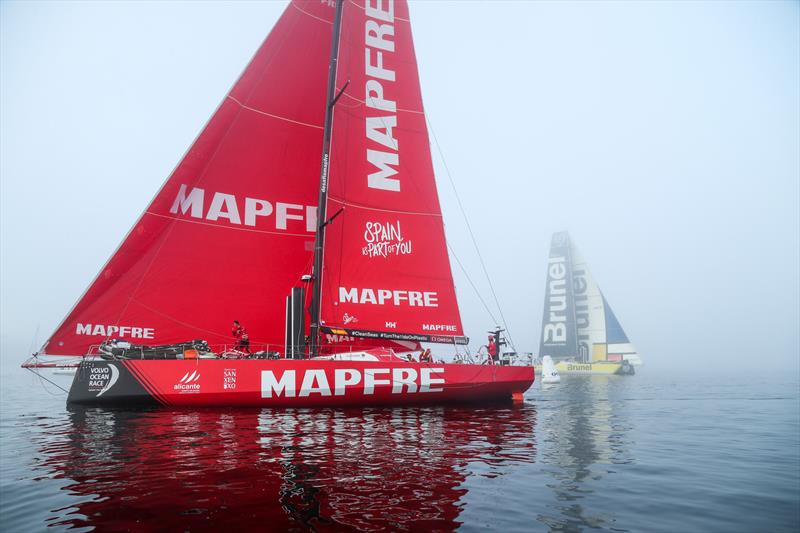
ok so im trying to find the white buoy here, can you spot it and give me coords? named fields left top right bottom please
left=541, top=355, right=561, bottom=384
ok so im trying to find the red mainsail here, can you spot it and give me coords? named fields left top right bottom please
left=43, top=1, right=337, bottom=355
left=318, top=0, right=466, bottom=345
left=33, top=0, right=536, bottom=409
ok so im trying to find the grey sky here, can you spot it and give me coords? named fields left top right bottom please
left=1, top=1, right=798, bottom=374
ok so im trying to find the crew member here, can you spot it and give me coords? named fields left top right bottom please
left=232, top=320, right=251, bottom=353
left=487, top=335, right=497, bottom=365
left=420, top=348, right=433, bottom=363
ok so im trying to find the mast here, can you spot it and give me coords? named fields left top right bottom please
left=309, top=0, right=345, bottom=357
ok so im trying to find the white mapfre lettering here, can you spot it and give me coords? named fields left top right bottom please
left=334, top=369, right=361, bottom=396
left=168, top=184, right=316, bottom=233
left=75, top=323, right=154, bottom=339
left=261, top=370, right=296, bottom=398
left=260, top=367, right=445, bottom=398
left=422, top=324, right=457, bottom=332
left=391, top=368, right=418, bottom=393
left=420, top=367, right=445, bottom=393
left=364, top=368, right=391, bottom=395
left=298, top=369, right=332, bottom=397
left=365, top=0, right=400, bottom=192
left=339, top=287, right=438, bottom=307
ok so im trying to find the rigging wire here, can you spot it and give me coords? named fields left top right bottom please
left=447, top=243, right=498, bottom=326
left=25, top=366, right=69, bottom=395
left=427, top=117, right=516, bottom=351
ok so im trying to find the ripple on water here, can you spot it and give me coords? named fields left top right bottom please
left=0, top=371, right=798, bottom=531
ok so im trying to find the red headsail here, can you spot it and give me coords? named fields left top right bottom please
left=318, top=0, right=466, bottom=345
left=43, top=1, right=337, bottom=355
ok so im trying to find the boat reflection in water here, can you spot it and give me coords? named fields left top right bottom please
left=32, top=377, right=640, bottom=531
left=536, top=376, right=635, bottom=531
left=39, top=404, right=538, bottom=531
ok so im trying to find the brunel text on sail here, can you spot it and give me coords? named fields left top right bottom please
left=542, top=255, right=568, bottom=344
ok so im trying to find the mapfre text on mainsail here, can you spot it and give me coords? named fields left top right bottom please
left=364, top=0, right=400, bottom=192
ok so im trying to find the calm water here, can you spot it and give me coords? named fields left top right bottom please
left=1, top=368, right=798, bottom=532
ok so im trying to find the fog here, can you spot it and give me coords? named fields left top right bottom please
left=1, top=1, right=798, bottom=376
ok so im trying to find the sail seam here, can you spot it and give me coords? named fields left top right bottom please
left=132, top=300, right=238, bottom=342
left=341, top=92, right=423, bottom=114
left=327, top=196, right=441, bottom=217
left=145, top=211, right=313, bottom=238
left=226, top=95, right=324, bottom=130
left=291, top=1, right=333, bottom=24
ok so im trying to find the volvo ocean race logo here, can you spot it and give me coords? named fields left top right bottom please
left=88, top=364, right=119, bottom=397
left=175, top=370, right=201, bottom=393
left=362, top=221, right=412, bottom=258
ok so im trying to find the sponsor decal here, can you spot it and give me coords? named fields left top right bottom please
left=174, top=370, right=201, bottom=393
left=76, top=323, right=154, bottom=339
left=325, top=333, right=356, bottom=344
left=422, top=324, right=457, bottom=333
left=261, top=367, right=445, bottom=398
left=542, top=255, right=568, bottom=345
left=342, top=313, right=359, bottom=325
left=87, top=364, right=119, bottom=397
left=429, top=335, right=469, bottom=345
left=223, top=368, right=237, bottom=390
left=322, top=326, right=468, bottom=345
left=365, top=0, right=400, bottom=192
left=339, top=287, right=438, bottom=307
left=573, top=267, right=590, bottom=360
left=362, top=221, right=412, bottom=258
left=169, top=184, right=316, bottom=233
left=566, top=364, right=593, bottom=372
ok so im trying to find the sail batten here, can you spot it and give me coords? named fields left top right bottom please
left=226, top=95, right=325, bottom=129
left=327, top=196, right=442, bottom=217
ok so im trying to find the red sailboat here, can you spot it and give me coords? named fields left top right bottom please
left=23, top=0, right=534, bottom=406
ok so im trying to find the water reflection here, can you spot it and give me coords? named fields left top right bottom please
left=537, top=377, right=635, bottom=531
left=21, top=377, right=646, bottom=531
left=36, top=404, right=539, bottom=531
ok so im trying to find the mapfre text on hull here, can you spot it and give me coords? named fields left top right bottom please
left=68, top=359, right=533, bottom=407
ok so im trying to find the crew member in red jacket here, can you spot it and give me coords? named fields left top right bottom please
left=486, top=335, right=497, bottom=365
left=232, top=320, right=250, bottom=353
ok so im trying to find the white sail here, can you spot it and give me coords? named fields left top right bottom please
left=570, top=240, right=642, bottom=366
left=538, top=232, right=643, bottom=367
left=571, top=246, right=607, bottom=363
